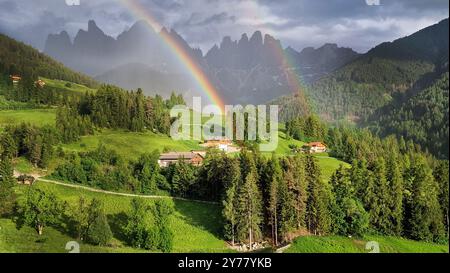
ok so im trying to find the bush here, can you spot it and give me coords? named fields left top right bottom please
left=87, top=212, right=112, bottom=246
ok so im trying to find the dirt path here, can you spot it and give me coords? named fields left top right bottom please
left=14, top=170, right=218, bottom=205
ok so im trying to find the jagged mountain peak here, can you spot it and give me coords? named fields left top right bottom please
left=320, top=43, right=338, bottom=49
left=87, top=20, right=100, bottom=32
left=238, top=33, right=249, bottom=44
left=249, top=31, right=263, bottom=45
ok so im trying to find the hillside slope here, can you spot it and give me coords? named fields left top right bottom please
left=0, top=33, right=98, bottom=88
left=366, top=72, right=449, bottom=158
left=305, top=18, right=448, bottom=122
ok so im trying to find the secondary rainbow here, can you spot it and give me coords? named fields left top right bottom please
left=120, top=0, right=225, bottom=110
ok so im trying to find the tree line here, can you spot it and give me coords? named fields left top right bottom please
left=366, top=72, right=449, bottom=159
left=56, top=85, right=184, bottom=142
left=47, top=139, right=448, bottom=248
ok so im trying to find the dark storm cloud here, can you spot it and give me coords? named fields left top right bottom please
left=0, top=0, right=17, bottom=11
left=178, top=12, right=236, bottom=27
left=0, top=0, right=448, bottom=53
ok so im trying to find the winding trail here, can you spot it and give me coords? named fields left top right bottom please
left=13, top=170, right=218, bottom=205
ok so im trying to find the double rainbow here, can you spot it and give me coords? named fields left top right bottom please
left=120, top=0, right=305, bottom=111
left=120, top=0, right=225, bottom=110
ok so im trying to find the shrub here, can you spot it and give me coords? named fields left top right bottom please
left=87, top=212, right=112, bottom=246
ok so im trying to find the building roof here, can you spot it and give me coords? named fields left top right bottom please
left=35, top=80, right=46, bottom=87
left=308, top=142, right=326, bottom=147
left=159, top=152, right=203, bottom=160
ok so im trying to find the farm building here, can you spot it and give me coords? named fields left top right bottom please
left=303, top=142, right=327, bottom=153
left=35, top=79, right=46, bottom=88
left=158, top=152, right=204, bottom=168
left=200, top=138, right=239, bottom=152
left=10, top=75, right=21, bottom=84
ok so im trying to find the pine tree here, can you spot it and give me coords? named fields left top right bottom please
left=0, top=132, right=17, bottom=159
left=305, top=155, right=331, bottom=235
left=368, top=157, right=392, bottom=234
left=222, top=158, right=241, bottom=246
left=292, top=155, right=308, bottom=229
left=236, top=151, right=263, bottom=249
left=433, top=161, right=449, bottom=239
left=87, top=209, right=112, bottom=246
left=170, top=159, right=196, bottom=197
left=386, top=157, right=404, bottom=236
left=267, top=155, right=282, bottom=245
left=134, top=151, right=160, bottom=194
left=0, top=155, right=16, bottom=216
left=350, top=159, right=368, bottom=199
left=330, top=165, right=369, bottom=236
left=154, top=200, right=174, bottom=253
left=405, top=155, right=445, bottom=242
left=278, top=157, right=302, bottom=242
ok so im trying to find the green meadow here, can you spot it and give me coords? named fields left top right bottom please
left=0, top=181, right=229, bottom=253
left=61, top=129, right=203, bottom=161
left=39, top=77, right=97, bottom=94
left=2, top=181, right=446, bottom=253
left=0, top=108, right=56, bottom=128
left=285, top=235, right=448, bottom=253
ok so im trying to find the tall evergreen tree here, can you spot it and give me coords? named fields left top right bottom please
left=0, top=132, right=17, bottom=159
left=289, top=155, right=308, bottom=230
left=330, top=165, right=369, bottom=236
left=386, top=157, right=404, bottom=235
left=222, top=157, right=241, bottom=246
left=367, top=157, right=392, bottom=234
left=267, top=155, right=282, bottom=245
left=0, top=155, right=16, bottom=216
left=433, top=161, right=449, bottom=239
left=405, top=155, right=445, bottom=242
left=305, top=155, right=331, bottom=235
left=236, top=151, right=263, bottom=249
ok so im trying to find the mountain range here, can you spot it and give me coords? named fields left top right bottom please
left=273, top=18, right=449, bottom=158
left=44, top=20, right=359, bottom=105
left=2, top=17, right=449, bottom=158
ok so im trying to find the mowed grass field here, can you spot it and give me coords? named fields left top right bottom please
left=39, top=77, right=96, bottom=94
left=0, top=108, right=56, bottom=129
left=285, top=235, right=448, bottom=253
left=0, top=181, right=230, bottom=253
left=61, top=129, right=203, bottom=161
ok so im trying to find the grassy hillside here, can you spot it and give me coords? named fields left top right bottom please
left=366, top=72, right=449, bottom=159
left=0, top=109, right=347, bottom=181
left=3, top=180, right=446, bottom=253
left=61, top=129, right=203, bottom=160
left=0, top=181, right=230, bottom=253
left=39, top=77, right=97, bottom=94
left=285, top=235, right=448, bottom=253
left=276, top=19, right=449, bottom=124
left=0, top=33, right=97, bottom=88
left=0, top=108, right=56, bottom=129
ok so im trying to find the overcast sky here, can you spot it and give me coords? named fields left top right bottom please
left=0, top=0, right=448, bottom=53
